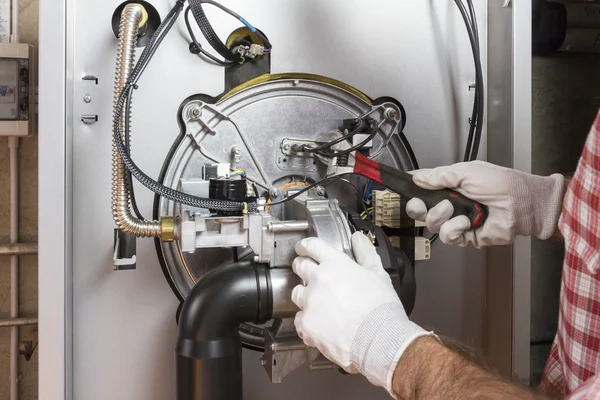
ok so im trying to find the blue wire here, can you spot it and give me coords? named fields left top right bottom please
left=363, top=180, right=373, bottom=202
left=239, top=17, right=257, bottom=32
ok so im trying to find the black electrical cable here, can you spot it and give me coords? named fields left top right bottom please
left=184, top=6, right=236, bottom=66
left=455, top=0, right=484, bottom=162
left=124, top=88, right=145, bottom=220
left=464, top=0, right=484, bottom=162
left=114, top=1, right=256, bottom=212
left=267, top=175, right=348, bottom=207
left=337, top=178, right=375, bottom=230
left=310, top=123, right=379, bottom=159
left=189, top=0, right=242, bottom=62
left=430, top=0, right=484, bottom=244
left=188, top=0, right=272, bottom=65
left=119, top=3, right=184, bottom=220
left=304, top=126, right=363, bottom=153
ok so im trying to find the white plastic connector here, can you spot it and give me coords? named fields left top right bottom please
left=415, top=236, right=431, bottom=261
left=248, top=43, right=264, bottom=58
left=385, top=236, right=431, bottom=261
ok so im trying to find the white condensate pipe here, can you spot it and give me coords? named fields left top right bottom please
left=9, top=0, right=20, bottom=399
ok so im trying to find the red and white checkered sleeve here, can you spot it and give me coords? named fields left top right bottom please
left=567, top=374, right=600, bottom=400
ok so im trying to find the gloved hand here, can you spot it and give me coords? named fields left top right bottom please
left=291, top=232, right=432, bottom=396
left=406, top=161, right=565, bottom=247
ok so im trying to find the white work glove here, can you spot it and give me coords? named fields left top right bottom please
left=291, top=232, right=433, bottom=396
left=406, top=161, right=565, bottom=247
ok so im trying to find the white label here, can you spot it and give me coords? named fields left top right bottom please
left=0, top=0, right=9, bottom=43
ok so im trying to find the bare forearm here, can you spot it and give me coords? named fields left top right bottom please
left=392, top=337, right=546, bottom=400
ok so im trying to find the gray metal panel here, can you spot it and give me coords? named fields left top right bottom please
left=512, top=0, right=533, bottom=383
left=45, top=0, right=488, bottom=398
left=486, top=0, right=532, bottom=382
left=38, top=0, right=70, bottom=399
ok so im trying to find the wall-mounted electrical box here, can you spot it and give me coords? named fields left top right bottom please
left=0, top=43, right=35, bottom=136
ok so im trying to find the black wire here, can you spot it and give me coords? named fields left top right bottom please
left=184, top=6, right=236, bottom=66
left=124, top=88, right=145, bottom=220
left=336, top=178, right=375, bottom=230
left=114, top=2, right=256, bottom=212
left=267, top=175, right=348, bottom=207
left=431, top=0, right=483, bottom=244
left=120, top=4, right=183, bottom=219
left=465, top=0, right=484, bottom=161
left=313, top=124, right=378, bottom=158
left=304, top=125, right=363, bottom=153
left=454, top=0, right=484, bottom=162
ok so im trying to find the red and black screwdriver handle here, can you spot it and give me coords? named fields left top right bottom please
left=353, top=153, right=488, bottom=229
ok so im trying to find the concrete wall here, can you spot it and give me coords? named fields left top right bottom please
left=0, top=0, right=39, bottom=398
left=530, top=51, right=600, bottom=385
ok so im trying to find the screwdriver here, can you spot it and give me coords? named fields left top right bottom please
left=352, top=152, right=487, bottom=229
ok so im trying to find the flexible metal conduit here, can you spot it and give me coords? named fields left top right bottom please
left=112, top=4, right=161, bottom=237
left=176, top=262, right=274, bottom=400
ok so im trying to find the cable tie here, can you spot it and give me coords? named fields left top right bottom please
left=125, top=81, right=139, bottom=90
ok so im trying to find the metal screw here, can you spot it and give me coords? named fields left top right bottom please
left=283, top=144, right=291, bottom=151
left=83, top=93, right=92, bottom=103
left=293, top=79, right=300, bottom=86
left=315, top=186, right=326, bottom=197
left=385, top=108, right=398, bottom=120
left=270, top=188, right=280, bottom=198
left=189, top=106, right=202, bottom=119
left=234, top=147, right=241, bottom=155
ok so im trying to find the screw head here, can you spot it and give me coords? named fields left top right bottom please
left=270, top=188, right=280, bottom=198
left=83, top=93, right=92, bottom=103
left=315, top=186, right=326, bottom=197
left=190, top=107, right=202, bottom=119
left=385, top=108, right=398, bottom=120
left=283, top=144, right=291, bottom=151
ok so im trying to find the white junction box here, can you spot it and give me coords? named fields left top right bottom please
left=0, top=43, right=35, bottom=136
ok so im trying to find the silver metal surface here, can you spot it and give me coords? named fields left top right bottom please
left=486, top=0, right=532, bottom=382
left=270, top=268, right=302, bottom=319
left=268, top=221, right=310, bottom=233
left=52, top=1, right=492, bottom=399
left=39, top=0, right=71, bottom=398
left=512, top=0, right=533, bottom=383
left=262, top=319, right=318, bottom=383
left=159, top=78, right=410, bottom=299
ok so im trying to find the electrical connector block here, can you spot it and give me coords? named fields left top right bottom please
left=415, top=236, right=431, bottom=260
left=373, top=189, right=426, bottom=228
left=387, top=235, right=431, bottom=261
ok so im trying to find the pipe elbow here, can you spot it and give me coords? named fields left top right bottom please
left=177, top=262, right=272, bottom=344
left=176, top=263, right=273, bottom=400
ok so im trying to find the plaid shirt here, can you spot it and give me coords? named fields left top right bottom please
left=542, top=109, right=600, bottom=399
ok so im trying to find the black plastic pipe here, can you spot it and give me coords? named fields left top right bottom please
left=176, top=262, right=273, bottom=400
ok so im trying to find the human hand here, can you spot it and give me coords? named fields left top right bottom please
left=406, top=161, right=565, bottom=247
left=291, top=232, right=431, bottom=395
